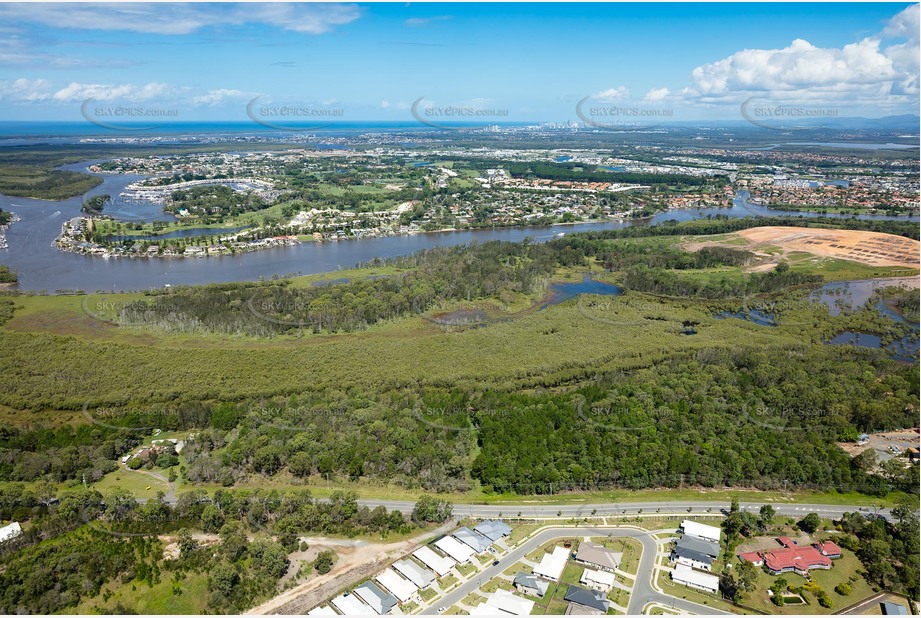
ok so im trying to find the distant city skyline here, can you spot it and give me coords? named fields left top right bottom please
left=0, top=2, right=917, bottom=124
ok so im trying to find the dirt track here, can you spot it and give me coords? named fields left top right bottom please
left=736, top=226, right=920, bottom=269
left=248, top=522, right=454, bottom=615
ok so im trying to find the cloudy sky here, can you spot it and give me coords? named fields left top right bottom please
left=0, top=2, right=917, bottom=123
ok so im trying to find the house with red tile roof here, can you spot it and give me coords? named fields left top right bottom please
left=737, top=538, right=841, bottom=576
left=738, top=551, right=763, bottom=566
left=816, top=541, right=842, bottom=558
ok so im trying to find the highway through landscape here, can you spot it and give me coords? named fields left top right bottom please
left=132, top=477, right=895, bottom=616
left=354, top=499, right=892, bottom=521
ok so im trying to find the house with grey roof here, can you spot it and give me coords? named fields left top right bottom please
left=676, top=535, right=720, bottom=558
left=474, top=520, right=512, bottom=542
left=353, top=581, right=398, bottom=615
left=513, top=572, right=550, bottom=598
left=574, top=541, right=621, bottom=572
left=392, top=558, right=435, bottom=589
left=881, top=601, right=909, bottom=615
left=453, top=526, right=493, bottom=553
left=671, top=544, right=715, bottom=572
left=563, top=585, right=610, bottom=614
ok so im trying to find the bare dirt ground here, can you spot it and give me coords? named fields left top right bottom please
left=159, top=532, right=220, bottom=560
left=838, top=427, right=920, bottom=463
left=736, top=227, right=920, bottom=269
left=248, top=523, right=453, bottom=615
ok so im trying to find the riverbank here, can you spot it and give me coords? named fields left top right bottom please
left=52, top=210, right=651, bottom=260
left=55, top=215, right=301, bottom=259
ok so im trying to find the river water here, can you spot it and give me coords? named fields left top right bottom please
left=0, top=162, right=917, bottom=292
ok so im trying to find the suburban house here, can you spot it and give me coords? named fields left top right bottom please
left=563, top=585, right=611, bottom=615
left=738, top=551, right=764, bottom=566
left=672, top=543, right=715, bottom=572
left=737, top=537, right=840, bottom=576
left=0, top=521, right=22, bottom=544
left=675, top=535, right=720, bottom=558
left=453, top=526, right=493, bottom=553
left=580, top=568, right=617, bottom=592
left=306, top=606, right=336, bottom=616
left=533, top=545, right=570, bottom=581
left=474, top=520, right=513, bottom=542
left=375, top=568, right=417, bottom=603
left=469, top=589, right=535, bottom=615
left=435, top=535, right=475, bottom=564
left=412, top=546, right=455, bottom=576
left=513, top=572, right=550, bottom=598
left=671, top=563, right=720, bottom=593
left=574, top=541, right=622, bottom=572
left=680, top=520, right=722, bottom=544
left=353, top=581, right=398, bottom=615
left=816, top=540, right=843, bottom=558
left=392, top=558, right=436, bottom=589
left=331, top=593, right=376, bottom=616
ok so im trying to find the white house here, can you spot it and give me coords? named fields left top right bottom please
left=0, top=522, right=22, bottom=544
left=580, top=568, right=617, bottom=592
left=533, top=545, right=569, bottom=581
left=680, top=520, right=722, bottom=544
left=375, top=568, right=417, bottom=603
left=393, top=558, right=436, bottom=589
left=306, top=606, right=336, bottom=616
left=331, top=593, right=376, bottom=615
left=435, top=536, right=475, bottom=564
left=413, top=546, right=455, bottom=576
left=482, top=589, right=535, bottom=615
left=671, top=563, right=719, bottom=593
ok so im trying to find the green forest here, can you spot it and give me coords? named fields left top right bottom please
left=0, top=483, right=435, bottom=614
left=1, top=217, right=917, bottom=500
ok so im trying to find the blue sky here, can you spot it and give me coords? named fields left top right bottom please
left=0, top=2, right=917, bottom=123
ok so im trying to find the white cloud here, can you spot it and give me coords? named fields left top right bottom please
left=0, top=3, right=362, bottom=35
left=0, top=77, right=53, bottom=102
left=52, top=81, right=170, bottom=102
left=643, top=87, right=670, bottom=102
left=690, top=38, right=898, bottom=96
left=682, top=4, right=920, bottom=108
left=192, top=88, right=249, bottom=106
left=883, top=3, right=919, bottom=41
left=591, top=87, right=630, bottom=101
left=881, top=4, right=920, bottom=96
left=405, top=15, right=452, bottom=28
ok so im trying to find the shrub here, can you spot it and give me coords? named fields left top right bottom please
left=834, top=583, right=852, bottom=596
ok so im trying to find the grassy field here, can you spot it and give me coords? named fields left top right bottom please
left=73, top=570, right=210, bottom=614
left=91, top=467, right=170, bottom=501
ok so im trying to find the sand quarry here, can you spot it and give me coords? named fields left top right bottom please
left=737, top=226, right=920, bottom=269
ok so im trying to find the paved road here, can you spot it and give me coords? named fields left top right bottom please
left=418, top=525, right=730, bottom=615
left=357, top=499, right=892, bottom=521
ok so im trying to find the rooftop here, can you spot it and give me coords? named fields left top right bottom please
left=575, top=541, right=621, bottom=570
left=563, top=585, right=610, bottom=613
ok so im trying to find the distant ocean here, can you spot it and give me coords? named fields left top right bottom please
left=0, top=120, right=535, bottom=139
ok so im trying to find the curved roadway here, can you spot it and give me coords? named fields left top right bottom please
left=418, top=525, right=730, bottom=615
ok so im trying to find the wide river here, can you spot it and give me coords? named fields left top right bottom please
left=0, top=161, right=918, bottom=292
